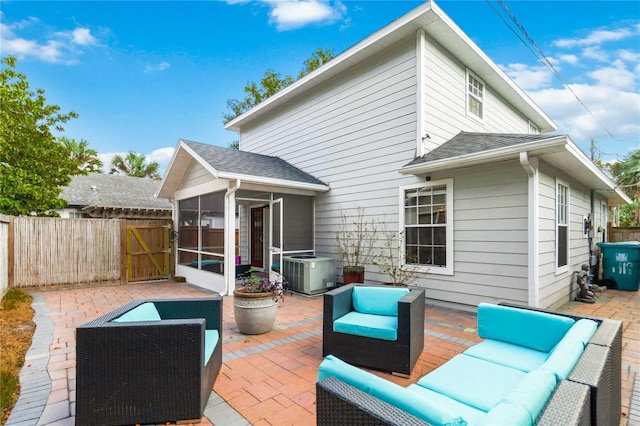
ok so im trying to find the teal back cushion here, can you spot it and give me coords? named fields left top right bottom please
left=352, top=286, right=410, bottom=316
left=318, top=355, right=467, bottom=426
left=477, top=304, right=575, bottom=352
left=542, top=319, right=597, bottom=380
left=112, top=302, right=161, bottom=322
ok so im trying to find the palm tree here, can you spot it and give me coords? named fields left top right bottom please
left=58, top=137, right=103, bottom=174
left=610, top=150, right=640, bottom=200
left=109, top=151, right=161, bottom=180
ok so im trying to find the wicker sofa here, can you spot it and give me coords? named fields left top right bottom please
left=317, top=303, right=622, bottom=426
left=76, top=297, right=223, bottom=426
left=323, top=284, right=425, bottom=376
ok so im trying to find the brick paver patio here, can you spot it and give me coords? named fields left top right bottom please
left=5, top=281, right=639, bottom=426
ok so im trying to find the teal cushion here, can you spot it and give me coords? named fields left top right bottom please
left=112, top=302, right=161, bottom=322
left=481, top=369, right=557, bottom=425
left=477, top=304, right=575, bottom=352
left=407, top=384, right=487, bottom=424
left=352, top=286, right=409, bottom=316
left=318, top=355, right=467, bottom=426
left=541, top=320, right=597, bottom=380
left=464, top=339, right=548, bottom=372
left=333, top=311, right=398, bottom=341
left=204, top=330, right=219, bottom=366
left=417, top=354, right=525, bottom=411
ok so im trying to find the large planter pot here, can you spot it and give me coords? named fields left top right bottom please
left=343, top=266, right=365, bottom=284
left=233, top=290, right=278, bottom=335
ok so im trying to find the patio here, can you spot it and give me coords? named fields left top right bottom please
left=6, top=281, right=639, bottom=426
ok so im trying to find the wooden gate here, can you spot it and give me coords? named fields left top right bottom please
left=124, top=219, right=173, bottom=283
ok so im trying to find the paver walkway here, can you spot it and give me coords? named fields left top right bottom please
left=5, top=281, right=639, bottom=426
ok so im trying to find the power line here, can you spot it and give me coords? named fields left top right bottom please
left=487, top=0, right=619, bottom=141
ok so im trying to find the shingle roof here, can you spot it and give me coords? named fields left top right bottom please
left=61, top=174, right=172, bottom=210
left=404, top=132, right=557, bottom=167
left=183, top=140, right=328, bottom=187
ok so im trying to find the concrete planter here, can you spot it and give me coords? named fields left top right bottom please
left=233, top=290, right=278, bottom=335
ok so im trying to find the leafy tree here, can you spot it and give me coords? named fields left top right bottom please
left=57, top=137, right=103, bottom=174
left=0, top=56, right=79, bottom=216
left=223, top=48, right=334, bottom=124
left=109, top=151, right=161, bottom=180
left=606, top=150, right=640, bottom=226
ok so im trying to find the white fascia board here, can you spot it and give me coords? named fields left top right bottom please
left=217, top=171, right=330, bottom=193
left=399, top=135, right=567, bottom=175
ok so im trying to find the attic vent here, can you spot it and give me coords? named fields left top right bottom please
left=91, top=185, right=97, bottom=191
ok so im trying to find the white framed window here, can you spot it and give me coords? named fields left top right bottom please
left=528, top=121, right=539, bottom=134
left=556, top=179, right=570, bottom=272
left=466, top=70, right=484, bottom=121
left=69, top=212, right=84, bottom=218
left=400, top=179, right=454, bottom=275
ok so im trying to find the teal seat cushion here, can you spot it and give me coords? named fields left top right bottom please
left=352, top=286, right=409, bottom=316
left=204, top=330, right=219, bottom=366
left=112, top=302, right=161, bottom=322
left=482, top=368, right=558, bottom=425
left=333, top=311, right=398, bottom=341
left=464, top=339, right=548, bottom=372
left=318, top=355, right=467, bottom=426
left=417, top=354, right=525, bottom=411
left=407, top=384, right=486, bottom=425
left=477, top=303, right=575, bottom=352
left=541, top=319, right=597, bottom=380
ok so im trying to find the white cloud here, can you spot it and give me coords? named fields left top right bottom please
left=553, top=25, right=640, bottom=48
left=582, top=46, right=609, bottom=62
left=587, top=63, right=636, bottom=91
left=144, top=61, right=171, bottom=73
left=501, top=63, right=553, bottom=91
left=617, top=49, right=640, bottom=63
left=556, top=54, right=579, bottom=65
left=228, top=0, right=347, bottom=31
left=0, top=15, right=99, bottom=64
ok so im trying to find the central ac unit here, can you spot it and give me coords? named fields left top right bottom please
left=282, top=256, right=336, bottom=295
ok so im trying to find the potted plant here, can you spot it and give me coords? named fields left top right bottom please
left=374, top=229, right=425, bottom=286
left=335, top=207, right=378, bottom=284
left=233, top=269, right=284, bottom=335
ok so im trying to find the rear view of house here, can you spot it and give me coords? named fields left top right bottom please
left=158, top=0, right=629, bottom=310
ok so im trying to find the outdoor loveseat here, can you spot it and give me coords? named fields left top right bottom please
left=317, top=302, right=622, bottom=426
left=323, top=284, right=425, bottom=376
left=76, top=297, right=223, bottom=426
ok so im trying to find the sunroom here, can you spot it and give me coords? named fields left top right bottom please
left=156, top=140, right=330, bottom=295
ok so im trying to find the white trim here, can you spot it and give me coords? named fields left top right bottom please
left=555, top=178, right=570, bottom=274
left=519, top=152, right=539, bottom=307
left=399, top=178, right=454, bottom=276
left=416, top=29, right=426, bottom=157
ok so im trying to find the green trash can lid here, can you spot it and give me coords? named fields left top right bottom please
left=597, top=241, right=640, bottom=248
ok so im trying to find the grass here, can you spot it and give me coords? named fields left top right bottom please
left=0, top=289, right=35, bottom=425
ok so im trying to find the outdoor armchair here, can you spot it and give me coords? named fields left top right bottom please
left=322, top=284, right=425, bottom=376
left=75, top=297, right=222, bottom=426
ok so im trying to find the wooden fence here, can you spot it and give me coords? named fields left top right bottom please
left=607, top=224, right=640, bottom=243
left=0, top=214, right=9, bottom=296
left=7, top=217, right=173, bottom=289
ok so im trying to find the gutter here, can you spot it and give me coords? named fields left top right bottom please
left=520, top=152, right=540, bottom=307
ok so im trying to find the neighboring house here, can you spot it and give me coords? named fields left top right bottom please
left=158, top=1, right=629, bottom=310
left=60, top=174, right=172, bottom=219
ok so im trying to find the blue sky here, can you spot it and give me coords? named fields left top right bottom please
left=2, top=0, right=639, bottom=175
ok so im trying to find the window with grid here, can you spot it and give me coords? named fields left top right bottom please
left=556, top=181, right=569, bottom=270
left=403, top=183, right=449, bottom=268
left=467, top=70, right=484, bottom=120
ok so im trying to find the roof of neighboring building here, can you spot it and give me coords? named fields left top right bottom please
left=62, top=174, right=172, bottom=211
left=182, top=140, right=328, bottom=187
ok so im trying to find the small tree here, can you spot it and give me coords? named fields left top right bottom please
left=58, top=137, right=103, bottom=174
left=374, top=228, right=425, bottom=286
left=0, top=56, right=79, bottom=216
left=335, top=207, right=378, bottom=270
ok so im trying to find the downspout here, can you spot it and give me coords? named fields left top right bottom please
left=520, top=152, right=539, bottom=307
left=223, top=179, right=241, bottom=296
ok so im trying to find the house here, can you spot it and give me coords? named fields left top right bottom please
left=60, top=174, right=172, bottom=219
left=157, top=0, right=629, bottom=310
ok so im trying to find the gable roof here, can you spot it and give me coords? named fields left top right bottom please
left=157, top=140, right=329, bottom=198
left=225, top=0, right=555, bottom=133
left=400, top=132, right=631, bottom=205
left=62, top=173, right=172, bottom=211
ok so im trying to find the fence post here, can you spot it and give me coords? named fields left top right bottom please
left=120, top=219, right=127, bottom=285
left=7, top=216, right=14, bottom=289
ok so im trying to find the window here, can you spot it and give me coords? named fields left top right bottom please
left=401, top=179, right=454, bottom=275
left=69, top=212, right=84, bottom=218
left=528, top=121, right=539, bottom=134
left=556, top=180, right=569, bottom=271
left=466, top=70, right=484, bottom=121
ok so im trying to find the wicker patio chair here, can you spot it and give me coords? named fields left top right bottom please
left=75, top=297, right=223, bottom=426
left=322, top=284, right=425, bottom=376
